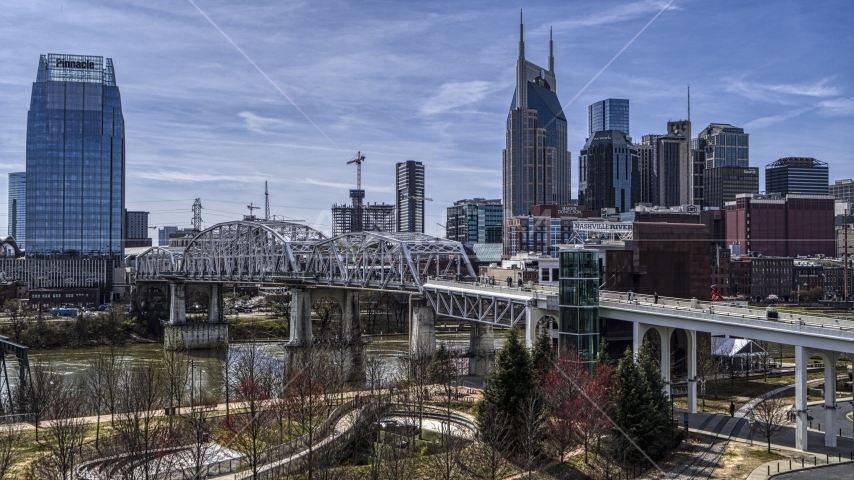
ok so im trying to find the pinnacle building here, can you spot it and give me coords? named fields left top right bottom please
left=25, top=54, right=125, bottom=260
left=502, top=16, right=571, bottom=254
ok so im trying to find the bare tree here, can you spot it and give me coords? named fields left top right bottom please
left=5, top=299, right=32, bottom=344
left=224, top=343, right=277, bottom=478
left=470, top=408, right=513, bottom=480
left=25, top=362, right=61, bottom=442
left=177, top=408, right=219, bottom=480
left=426, top=416, right=470, bottom=480
left=35, top=377, right=88, bottom=480
left=404, top=340, right=433, bottom=440
left=83, top=347, right=125, bottom=450
left=0, top=423, right=23, bottom=479
left=695, top=334, right=719, bottom=410
left=161, top=346, right=189, bottom=435
left=285, top=345, right=330, bottom=480
left=517, top=395, right=545, bottom=478
left=752, top=393, right=788, bottom=452
left=113, top=363, right=171, bottom=479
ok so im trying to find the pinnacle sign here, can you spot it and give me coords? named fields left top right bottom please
left=55, top=58, right=96, bottom=69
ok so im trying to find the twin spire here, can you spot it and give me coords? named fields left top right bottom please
left=518, top=9, right=555, bottom=74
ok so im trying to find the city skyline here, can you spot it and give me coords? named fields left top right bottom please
left=0, top=0, right=851, bottom=239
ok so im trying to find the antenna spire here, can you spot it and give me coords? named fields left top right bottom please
left=687, top=84, right=691, bottom=122
left=191, top=198, right=203, bottom=232
left=549, top=26, right=554, bottom=72
left=264, top=180, right=270, bottom=221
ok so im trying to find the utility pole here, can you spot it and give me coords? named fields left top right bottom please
left=347, top=152, right=366, bottom=232
left=191, top=198, right=203, bottom=232
left=247, top=203, right=260, bottom=219
left=265, top=181, right=270, bottom=221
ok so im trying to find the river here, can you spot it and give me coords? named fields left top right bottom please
left=1, top=330, right=508, bottom=410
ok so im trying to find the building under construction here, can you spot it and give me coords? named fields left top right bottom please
left=332, top=199, right=395, bottom=236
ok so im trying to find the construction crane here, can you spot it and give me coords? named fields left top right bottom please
left=347, top=151, right=366, bottom=232
left=264, top=181, right=270, bottom=221
left=247, top=203, right=260, bottom=220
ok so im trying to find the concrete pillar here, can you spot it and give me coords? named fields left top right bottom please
left=340, top=289, right=360, bottom=344
left=822, top=351, right=839, bottom=447
left=410, top=299, right=436, bottom=358
left=686, top=329, right=698, bottom=414
left=208, top=283, right=222, bottom=323
left=289, top=288, right=313, bottom=345
left=169, top=282, right=186, bottom=324
left=656, top=326, right=673, bottom=396
left=632, top=322, right=650, bottom=361
left=525, top=306, right=542, bottom=348
left=469, top=322, right=495, bottom=376
left=794, top=345, right=809, bottom=451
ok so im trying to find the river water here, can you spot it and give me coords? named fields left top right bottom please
left=1, top=330, right=508, bottom=408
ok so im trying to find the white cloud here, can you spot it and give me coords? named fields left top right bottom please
left=238, top=111, right=297, bottom=134
left=817, top=97, right=854, bottom=115
left=420, top=81, right=493, bottom=116
left=726, top=78, right=839, bottom=104
left=549, top=0, right=680, bottom=30
left=743, top=107, right=811, bottom=129
left=302, top=178, right=394, bottom=193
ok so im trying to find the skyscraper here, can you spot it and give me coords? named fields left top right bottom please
left=158, top=226, right=178, bottom=247
left=25, top=54, right=125, bottom=259
left=657, top=120, right=691, bottom=206
left=7, top=172, right=26, bottom=247
left=636, top=136, right=660, bottom=205
left=503, top=16, right=570, bottom=254
left=696, top=123, right=749, bottom=169
left=124, top=210, right=151, bottom=247
left=765, top=157, right=829, bottom=197
left=588, top=99, right=630, bottom=137
left=446, top=199, right=503, bottom=244
left=578, top=130, right=638, bottom=213
left=395, top=160, right=425, bottom=233
left=704, top=167, right=759, bottom=209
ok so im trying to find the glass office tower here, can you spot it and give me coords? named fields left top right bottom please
left=589, top=99, right=630, bottom=138
left=8, top=172, right=26, bottom=247
left=25, top=54, right=125, bottom=259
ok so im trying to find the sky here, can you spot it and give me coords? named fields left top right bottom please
left=0, top=0, right=852, bottom=240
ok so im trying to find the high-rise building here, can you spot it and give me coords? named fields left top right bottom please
left=588, top=99, right=630, bottom=137
left=829, top=179, right=854, bottom=202
left=637, top=135, right=662, bottom=205
left=7, top=172, right=26, bottom=247
left=578, top=130, right=638, bottom=213
left=158, top=226, right=178, bottom=247
left=656, top=120, right=691, bottom=207
left=503, top=18, right=571, bottom=254
left=395, top=160, right=425, bottom=233
left=25, top=54, right=125, bottom=259
left=765, top=157, right=829, bottom=197
left=690, top=139, right=705, bottom=205
left=726, top=193, right=835, bottom=258
left=446, top=199, right=503, bottom=244
left=703, top=166, right=759, bottom=209
left=124, top=210, right=151, bottom=248
left=696, top=123, right=749, bottom=169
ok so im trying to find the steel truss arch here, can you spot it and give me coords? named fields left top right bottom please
left=135, top=246, right=184, bottom=280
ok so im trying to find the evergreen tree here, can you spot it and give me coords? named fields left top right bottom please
left=612, top=342, right=671, bottom=458
left=478, top=327, right=535, bottom=443
left=530, top=327, right=553, bottom=382
left=428, top=343, right=454, bottom=385
left=595, top=338, right=611, bottom=367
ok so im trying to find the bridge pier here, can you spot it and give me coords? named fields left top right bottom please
left=525, top=306, right=545, bottom=348
left=794, top=345, right=810, bottom=451
left=632, top=322, right=672, bottom=396
left=288, top=288, right=313, bottom=345
left=164, top=282, right=228, bottom=351
left=469, top=322, right=495, bottom=376
left=819, top=350, right=839, bottom=447
left=410, top=297, right=436, bottom=358
left=686, top=329, right=697, bottom=414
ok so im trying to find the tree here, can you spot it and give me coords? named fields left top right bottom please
left=517, top=394, right=545, bottom=477
left=406, top=339, right=434, bottom=440
left=612, top=343, right=670, bottom=459
left=470, top=406, right=513, bottom=480
left=695, top=334, right=720, bottom=410
left=752, top=394, right=788, bottom=452
left=177, top=408, right=219, bottom=480
left=428, top=343, right=454, bottom=386
left=5, top=299, right=32, bottom=344
left=478, top=327, right=534, bottom=446
left=283, top=346, right=326, bottom=480
left=35, top=377, right=88, bottom=480
left=540, top=351, right=582, bottom=462
left=25, top=362, right=62, bottom=442
left=530, top=327, right=553, bottom=383
left=0, top=423, right=23, bottom=480
left=161, top=346, right=189, bottom=436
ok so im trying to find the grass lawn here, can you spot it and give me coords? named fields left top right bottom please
left=673, top=372, right=827, bottom=413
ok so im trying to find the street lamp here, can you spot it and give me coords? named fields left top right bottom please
left=190, top=359, right=196, bottom=410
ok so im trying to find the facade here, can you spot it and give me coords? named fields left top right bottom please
left=445, top=198, right=502, bottom=244
left=0, top=258, right=108, bottom=291
left=636, top=143, right=656, bottom=205
left=578, top=130, right=638, bottom=213
left=7, top=172, right=26, bottom=248
left=703, top=166, right=759, bottom=209
left=696, top=123, right=749, bottom=169
left=505, top=215, right=574, bottom=257
left=725, top=194, right=835, bottom=258
left=604, top=222, right=711, bottom=300
left=656, top=120, right=692, bottom=207
left=836, top=224, right=854, bottom=257
left=124, top=210, right=151, bottom=248
left=765, top=157, right=829, bottom=197
left=25, top=54, right=125, bottom=260
left=29, top=288, right=100, bottom=310
left=395, top=160, right=425, bottom=233
left=829, top=179, right=854, bottom=202
left=332, top=203, right=395, bottom=236
left=690, top=139, right=705, bottom=206
left=588, top=99, right=630, bottom=137
left=750, top=256, right=794, bottom=302
left=503, top=21, right=571, bottom=253
left=558, top=249, right=600, bottom=361
left=158, top=226, right=178, bottom=246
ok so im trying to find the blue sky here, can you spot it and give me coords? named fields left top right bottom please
left=0, top=0, right=852, bottom=239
